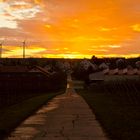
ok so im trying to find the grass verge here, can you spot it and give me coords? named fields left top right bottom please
left=78, top=89, right=140, bottom=140
left=0, top=90, right=64, bottom=139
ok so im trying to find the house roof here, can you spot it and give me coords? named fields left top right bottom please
left=104, top=68, right=140, bottom=75
left=0, top=66, right=29, bottom=73
left=30, top=66, right=52, bottom=77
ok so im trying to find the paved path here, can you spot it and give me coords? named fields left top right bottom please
left=6, top=77, right=109, bottom=140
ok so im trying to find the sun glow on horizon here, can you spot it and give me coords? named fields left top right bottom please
left=1, top=45, right=139, bottom=59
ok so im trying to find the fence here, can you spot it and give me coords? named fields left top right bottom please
left=0, top=72, right=67, bottom=108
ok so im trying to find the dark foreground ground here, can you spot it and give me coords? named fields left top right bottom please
left=78, top=85, right=140, bottom=140
left=0, top=90, right=65, bottom=139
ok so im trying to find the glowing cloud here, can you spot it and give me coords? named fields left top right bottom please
left=34, top=0, right=42, bottom=4
left=108, top=45, right=121, bottom=48
left=131, top=24, right=140, bottom=32
left=99, top=27, right=117, bottom=32
left=45, top=24, right=51, bottom=28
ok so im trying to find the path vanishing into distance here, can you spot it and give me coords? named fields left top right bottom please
left=6, top=75, right=109, bottom=140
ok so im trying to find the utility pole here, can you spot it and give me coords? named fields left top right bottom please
left=0, top=41, right=4, bottom=59
left=22, top=40, right=26, bottom=58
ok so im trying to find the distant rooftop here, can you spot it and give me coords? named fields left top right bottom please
left=0, top=66, right=29, bottom=73
left=103, top=68, right=140, bottom=75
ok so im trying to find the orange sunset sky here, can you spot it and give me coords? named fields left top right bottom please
left=0, top=0, right=140, bottom=58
